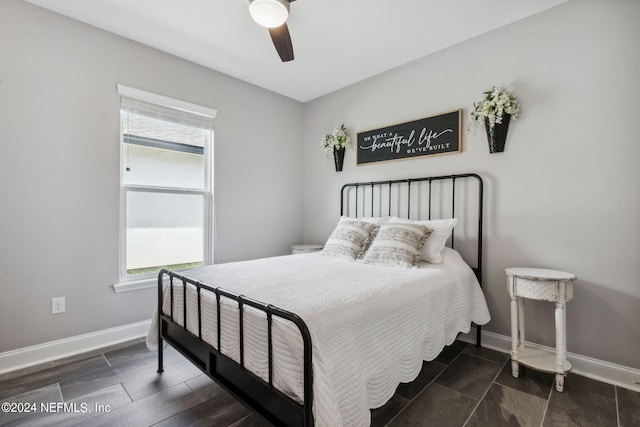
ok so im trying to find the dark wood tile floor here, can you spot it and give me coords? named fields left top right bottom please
left=1, top=338, right=638, bottom=426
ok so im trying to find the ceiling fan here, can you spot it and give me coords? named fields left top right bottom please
left=248, top=0, right=296, bottom=62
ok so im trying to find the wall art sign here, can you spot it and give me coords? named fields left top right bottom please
left=357, top=110, right=461, bottom=165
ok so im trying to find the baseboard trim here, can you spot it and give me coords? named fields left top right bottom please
left=459, top=328, right=640, bottom=392
left=0, top=320, right=151, bottom=375
left=2, top=322, right=638, bottom=393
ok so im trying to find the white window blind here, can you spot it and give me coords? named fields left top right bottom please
left=117, top=84, right=217, bottom=121
left=120, top=97, right=215, bottom=131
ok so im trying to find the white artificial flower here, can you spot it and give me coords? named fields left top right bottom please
left=467, top=86, right=520, bottom=132
left=321, top=124, right=351, bottom=154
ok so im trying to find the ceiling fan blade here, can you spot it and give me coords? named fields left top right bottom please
left=268, top=22, right=294, bottom=62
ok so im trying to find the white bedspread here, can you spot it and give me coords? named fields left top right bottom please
left=146, top=247, right=490, bottom=427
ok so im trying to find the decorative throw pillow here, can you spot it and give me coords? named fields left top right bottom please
left=390, top=217, right=457, bottom=264
left=338, top=216, right=390, bottom=255
left=362, top=223, right=432, bottom=268
left=322, top=220, right=379, bottom=261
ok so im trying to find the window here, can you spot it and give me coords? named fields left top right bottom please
left=117, top=85, right=216, bottom=283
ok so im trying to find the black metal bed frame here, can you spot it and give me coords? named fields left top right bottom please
left=340, top=173, right=484, bottom=347
left=156, top=271, right=313, bottom=427
left=156, top=173, right=484, bottom=427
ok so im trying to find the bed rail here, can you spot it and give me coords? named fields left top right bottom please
left=340, top=173, right=484, bottom=346
left=156, top=269, right=314, bottom=427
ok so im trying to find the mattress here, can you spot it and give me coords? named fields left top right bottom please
left=146, top=247, right=490, bottom=427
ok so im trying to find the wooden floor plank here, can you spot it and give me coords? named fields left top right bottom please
left=120, top=358, right=203, bottom=402
left=0, top=356, right=109, bottom=401
left=0, top=383, right=62, bottom=425
left=0, top=362, right=54, bottom=384
left=152, top=390, right=251, bottom=427
left=184, top=374, right=229, bottom=401
left=75, top=383, right=203, bottom=427
left=52, top=339, right=144, bottom=367
left=0, top=339, right=637, bottom=427
left=4, top=383, right=132, bottom=427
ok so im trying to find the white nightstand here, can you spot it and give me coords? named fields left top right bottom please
left=505, top=267, right=576, bottom=392
left=291, top=244, right=323, bottom=254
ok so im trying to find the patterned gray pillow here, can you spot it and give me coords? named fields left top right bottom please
left=322, top=220, right=380, bottom=261
left=362, top=223, right=432, bottom=268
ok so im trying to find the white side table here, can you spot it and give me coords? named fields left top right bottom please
left=505, top=267, right=576, bottom=392
left=291, top=244, right=323, bottom=254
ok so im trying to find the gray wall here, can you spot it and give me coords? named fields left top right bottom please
left=1, top=0, right=638, bottom=373
left=302, top=0, right=640, bottom=369
left=0, top=0, right=303, bottom=352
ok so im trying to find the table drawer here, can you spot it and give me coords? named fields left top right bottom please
left=514, top=278, right=574, bottom=302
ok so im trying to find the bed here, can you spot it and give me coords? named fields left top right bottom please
left=147, top=173, right=490, bottom=427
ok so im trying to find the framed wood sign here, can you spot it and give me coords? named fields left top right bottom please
left=357, top=110, right=461, bottom=165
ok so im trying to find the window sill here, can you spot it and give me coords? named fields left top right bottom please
left=113, top=277, right=157, bottom=293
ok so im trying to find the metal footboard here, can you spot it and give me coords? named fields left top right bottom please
left=156, top=269, right=314, bottom=427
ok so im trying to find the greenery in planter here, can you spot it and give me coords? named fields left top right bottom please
left=468, top=86, right=520, bottom=131
left=321, top=124, right=351, bottom=154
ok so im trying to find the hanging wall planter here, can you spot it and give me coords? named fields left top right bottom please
left=468, top=86, right=520, bottom=154
left=333, top=146, right=346, bottom=171
left=321, top=124, right=351, bottom=172
left=484, top=114, right=511, bottom=153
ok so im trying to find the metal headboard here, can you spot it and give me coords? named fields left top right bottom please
left=340, top=173, right=484, bottom=345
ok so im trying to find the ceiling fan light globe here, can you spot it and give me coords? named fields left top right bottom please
left=249, top=0, right=289, bottom=28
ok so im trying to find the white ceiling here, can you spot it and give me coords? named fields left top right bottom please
left=24, top=0, right=566, bottom=102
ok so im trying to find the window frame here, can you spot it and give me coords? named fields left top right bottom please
left=115, top=85, right=216, bottom=291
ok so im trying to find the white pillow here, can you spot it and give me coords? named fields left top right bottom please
left=362, top=222, right=432, bottom=268
left=338, top=216, right=390, bottom=225
left=322, top=219, right=380, bottom=261
left=389, top=217, right=457, bottom=264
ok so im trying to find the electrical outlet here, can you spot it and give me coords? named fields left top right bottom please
left=52, top=297, right=65, bottom=314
